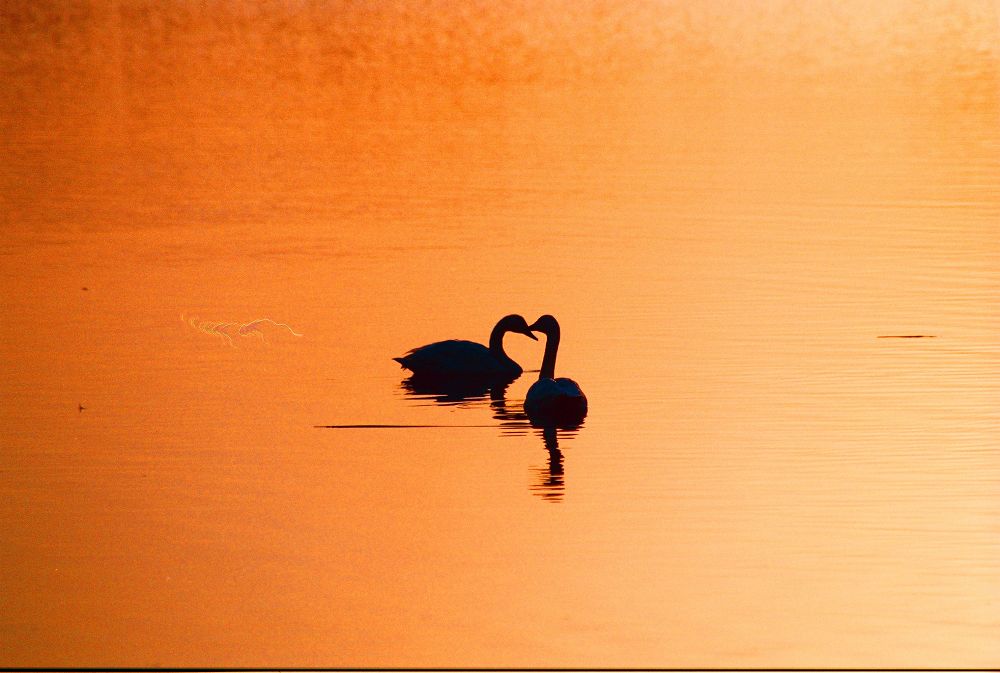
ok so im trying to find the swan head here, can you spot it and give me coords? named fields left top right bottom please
left=527, top=314, right=560, bottom=337
left=497, top=314, right=538, bottom=340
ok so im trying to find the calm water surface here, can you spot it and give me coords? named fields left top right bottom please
left=2, top=1, right=998, bottom=667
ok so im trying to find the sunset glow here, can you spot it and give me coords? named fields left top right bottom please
left=2, top=1, right=998, bottom=668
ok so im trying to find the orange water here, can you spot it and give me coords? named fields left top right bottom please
left=2, top=1, right=998, bottom=667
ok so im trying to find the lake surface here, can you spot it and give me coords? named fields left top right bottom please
left=2, top=1, right=998, bottom=667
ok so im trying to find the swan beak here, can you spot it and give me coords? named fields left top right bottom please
left=520, top=328, right=538, bottom=340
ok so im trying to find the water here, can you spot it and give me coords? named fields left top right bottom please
left=2, top=1, right=998, bottom=667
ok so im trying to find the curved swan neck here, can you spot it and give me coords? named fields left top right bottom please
left=488, top=321, right=509, bottom=356
left=539, top=326, right=560, bottom=380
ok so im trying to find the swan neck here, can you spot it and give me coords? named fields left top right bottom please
left=539, top=329, right=560, bottom=379
left=488, top=322, right=509, bottom=356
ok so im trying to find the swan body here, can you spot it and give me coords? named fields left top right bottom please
left=524, top=314, right=587, bottom=425
left=525, top=376, right=587, bottom=419
left=394, top=314, right=536, bottom=380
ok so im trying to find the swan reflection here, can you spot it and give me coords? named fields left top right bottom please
left=528, top=425, right=566, bottom=502
left=397, top=378, right=583, bottom=503
left=488, top=385, right=532, bottom=435
left=399, top=374, right=504, bottom=406
left=493, top=390, right=582, bottom=504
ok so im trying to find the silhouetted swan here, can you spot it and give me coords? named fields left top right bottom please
left=394, top=314, right=537, bottom=380
left=524, top=315, right=587, bottom=426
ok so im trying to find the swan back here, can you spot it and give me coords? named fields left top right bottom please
left=525, top=376, right=588, bottom=425
left=395, top=339, right=519, bottom=378
left=393, top=315, right=537, bottom=380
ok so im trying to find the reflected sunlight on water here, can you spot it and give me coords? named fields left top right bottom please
left=1, top=0, right=999, bottom=668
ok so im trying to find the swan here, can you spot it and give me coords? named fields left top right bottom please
left=524, top=315, right=587, bottom=425
left=394, top=314, right=537, bottom=380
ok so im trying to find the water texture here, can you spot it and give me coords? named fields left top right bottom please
left=1, top=1, right=998, bottom=667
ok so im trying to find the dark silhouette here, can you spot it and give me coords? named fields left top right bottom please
left=316, top=423, right=497, bottom=428
left=396, top=377, right=580, bottom=502
left=487, top=384, right=531, bottom=432
left=393, top=315, right=537, bottom=381
left=489, top=388, right=580, bottom=503
left=529, top=425, right=566, bottom=502
left=524, top=315, right=588, bottom=428
left=399, top=375, right=499, bottom=405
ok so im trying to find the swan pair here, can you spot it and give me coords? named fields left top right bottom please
left=394, top=314, right=587, bottom=424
